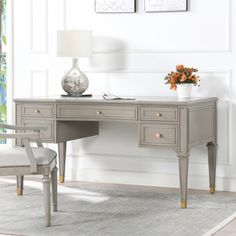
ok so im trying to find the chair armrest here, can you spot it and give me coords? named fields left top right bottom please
left=0, top=124, right=47, bottom=132
left=23, top=139, right=38, bottom=173
left=0, top=124, right=45, bottom=148
left=0, top=132, right=40, bottom=173
left=0, top=132, right=40, bottom=140
left=0, top=132, right=44, bottom=148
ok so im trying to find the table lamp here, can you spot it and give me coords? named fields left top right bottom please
left=57, top=30, right=92, bottom=96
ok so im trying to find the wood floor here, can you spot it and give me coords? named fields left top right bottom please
left=213, top=218, right=236, bottom=236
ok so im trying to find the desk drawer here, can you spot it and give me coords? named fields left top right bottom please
left=22, top=119, right=55, bottom=142
left=140, top=107, right=178, bottom=122
left=21, top=104, right=54, bottom=117
left=57, top=105, right=137, bottom=120
left=140, top=124, right=177, bottom=147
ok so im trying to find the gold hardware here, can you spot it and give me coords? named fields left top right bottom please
left=16, top=187, right=23, bottom=196
left=156, top=113, right=162, bottom=117
left=156, top=133, right=162, bottom=139
left=59, top=176, right=65, bottom=183
left=34, top=109, right=40, bottom=113
left=180, top=200, right=187, bottom=209
left=209, top=186, right=215, bottom=194
left=97, top=111, right=102, bottom=114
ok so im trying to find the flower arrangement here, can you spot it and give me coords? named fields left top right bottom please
left=164, top=65, right=200, bottom=90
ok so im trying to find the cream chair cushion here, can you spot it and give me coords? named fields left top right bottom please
left=0, top=147, right=57, bottom=168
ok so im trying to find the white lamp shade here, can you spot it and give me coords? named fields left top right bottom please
left=57, top=30, right=92, bottom=57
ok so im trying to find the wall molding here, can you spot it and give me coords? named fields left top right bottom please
left=30, top=0, right=49, bottom=54
left=66, top=164, right=236, bottom=191
left=92, top=49, right=232, bottom=54
left=69, top=152, right=214, bottom=166
left=63, top=0, right=67, bottom=29
left=68, top=162, right=236, bottom=180
left=85, top=0, right=232, bottom=54
left=226, top=69, right=233, bottom=166
left=63, top=0, right=232, bottom=54
left=30, top=70, right=49, bottom=97
left=226, top=0, right=232, bottom=52
left=84, top=69, right=232, bottom=74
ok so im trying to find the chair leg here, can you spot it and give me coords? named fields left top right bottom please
left=16, top=175, right=24, bottom=196
left=42, top=174, right=51, bottom=227
left=51, top=166, right=58, bottom=212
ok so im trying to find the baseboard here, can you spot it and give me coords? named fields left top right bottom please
left=63, top=153, right=236, bottom=192
left=64, top=167, right=236, bottom=192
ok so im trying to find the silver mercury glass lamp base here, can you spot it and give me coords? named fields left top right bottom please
left=61, top=58, right=89, bottom=97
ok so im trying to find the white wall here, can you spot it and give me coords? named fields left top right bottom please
left=12, top=0, right=236, bottom=191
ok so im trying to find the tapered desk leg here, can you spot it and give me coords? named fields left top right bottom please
left=16, top=175, right=24, bottom=196
left=58, top=142, right=67, bottom=183
left=178, top=155, right=189, bottom=209
left=207, top=142, right=217, bottom=194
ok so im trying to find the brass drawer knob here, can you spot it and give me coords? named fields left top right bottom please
left=156, top=113, right=162, bottom=117
left=156, top=133, right=162, bottom=139
left=34, top=109, right=40, bottom=114
left=97, top=111, right=102, bottom=114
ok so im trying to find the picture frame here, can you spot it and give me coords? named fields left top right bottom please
left=145, top=0, right=188, bottom=12
left=95, top=0, right=136, bottom=13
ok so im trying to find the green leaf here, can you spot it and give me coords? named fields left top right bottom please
left=0, top=104, right=6, bottom=115
left=2, top=35, right=6, bottom=45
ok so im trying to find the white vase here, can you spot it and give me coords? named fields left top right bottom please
left=177, top=84, right=192, bottom=98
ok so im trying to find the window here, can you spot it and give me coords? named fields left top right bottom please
left=0, top=0, right=6, bottom=143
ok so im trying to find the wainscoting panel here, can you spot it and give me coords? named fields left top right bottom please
left=30, top=0, right=48, bottom=53
left=66, top=0, right=231, bottom=52
left=30, top=70, right=49, bottom=97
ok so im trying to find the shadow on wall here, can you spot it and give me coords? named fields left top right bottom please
left=90, top=36, right=127, bottom=71
left=193, top=73, right=229, bottom=100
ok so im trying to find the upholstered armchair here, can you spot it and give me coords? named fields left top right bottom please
left=0, top=124, right=58, bottom=227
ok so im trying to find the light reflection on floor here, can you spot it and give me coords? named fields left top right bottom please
left=0, top=178, right=110, bottom=203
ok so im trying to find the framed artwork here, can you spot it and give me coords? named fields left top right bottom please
left=95, top=0, right=136, bottom=13
left=145, top=0, right=188, bottom=12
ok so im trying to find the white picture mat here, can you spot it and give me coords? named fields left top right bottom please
left=145, top=0, right=187, bottom=12
left=95, top=0, right=135, bottom=13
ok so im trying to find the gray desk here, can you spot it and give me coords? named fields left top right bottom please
left=14, top=96, right=218, bottom=208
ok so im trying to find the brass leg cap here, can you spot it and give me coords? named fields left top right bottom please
left=59, top=176, right=65, bottom=183
left=180, top=200, right=187, bottom=209
left=16, top=188, right=23, bottom=196
left=210, top=186, right=216, bottom=194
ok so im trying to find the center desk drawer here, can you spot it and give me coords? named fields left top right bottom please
left=57, top=105, right=138, bottom=120
left=140, top=107, right=178, bottom=122
left=140, top=124, right=177, bottom=147
left=21, top=104, right=54, bottom=117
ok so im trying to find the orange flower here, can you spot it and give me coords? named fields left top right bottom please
left=171, top=77, right=177, bottom=84
left=186, top=68, right=192, bottom=76
left=189, top=75, right=198, bottom=81
left=165, top=65, right=199, bottom=90
left=176, top=65, right=184, bottom=71
left=172, top=72, right=178, bottom=78
left=170, top=84, right=177, bottom=90
left=181, top=74, right=187, bottom=82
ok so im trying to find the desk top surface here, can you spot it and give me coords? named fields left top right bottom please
left=14, top=95, right=218, bottom=105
